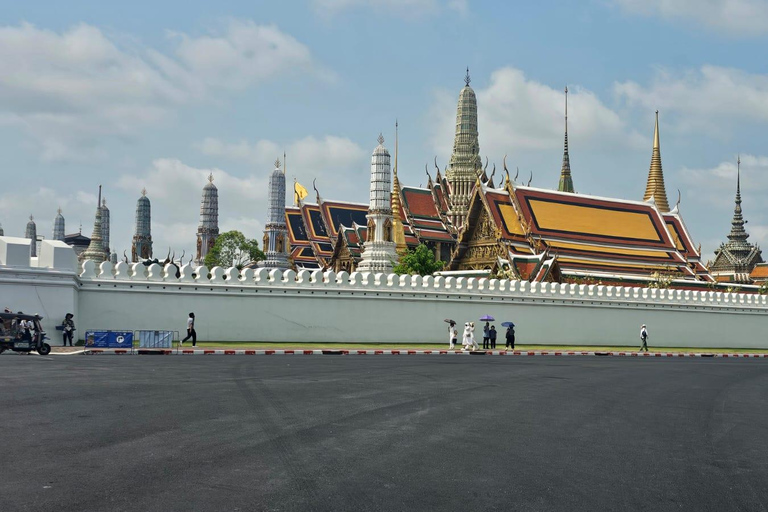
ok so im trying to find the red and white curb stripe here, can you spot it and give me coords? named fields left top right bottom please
left=81, top=349, right=768, bottom=358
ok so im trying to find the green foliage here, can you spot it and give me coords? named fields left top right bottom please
left=647, top=270, right=681, bottom=289
left=759, top=281, right=768, bottom=295
left=393, top=244, right=445, bottom=276
left=204, top=230, right=265, bottom=270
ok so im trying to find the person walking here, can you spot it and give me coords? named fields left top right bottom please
left=61, top=313, right=75, bottom=347
left=181, top=312, right=196, bottom=347
left=448, top=321, right=458, bottom=350
left=489, top=325, right=497, bottom=349
left=468, top=322, right=478, bottom=351
left=639, top=324, right=649, bottom=352
left=505, top=325, right=515, bottom=350
left=482, top=322, right=490, bottom=349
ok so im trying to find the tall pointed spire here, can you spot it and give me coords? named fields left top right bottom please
left=727, top=155, right=749, bottom=246
left=558, top=86, right=574, bottom=193
left=391, top=120, right=407, bottom=254
left=446, top=68, right=482, bottom=229
left=643, top=110, right=670, bottom=212
left=81, top=185, right=107, bottom=263
left=710, top=156, right=763, bottom=283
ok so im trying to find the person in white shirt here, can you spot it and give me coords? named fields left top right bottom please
left=181, top=312, right=196, bottom=347
left=639, top=324, right=649, bottom=352
left=448, top=321, right=457, bottom=349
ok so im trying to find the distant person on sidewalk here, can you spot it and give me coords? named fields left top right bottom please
left=639, top=324, right=649, bottom=352
left=61, top=313, right=75, bottom=347
left=482, top=322, right=491, bottom=349
left=489, top=325, right=497, bottom=349
left=505, top=325, right=515, bottom=350
left=181, top=312, right=196, bottom=347
left=448, top=321, right=457, bottom=350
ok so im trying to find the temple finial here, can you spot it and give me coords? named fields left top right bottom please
left=394, top=120, right=399, bottom=177
left=97, top=184, right=102, bottom=207
left=274, top=158, right=281, bottom=169
left=377, top=133, right=384, bottom=145
left=643, top=110, right=670, bottom=211
left=141, top=187, right=147, bottom=197
left=465, top=67, right=471, bottom=86
left=558, top=85, right=574, bottom=193
left=208, top=173, right=214, bottom=183
left=57, top=207, right=62, bottom=215
left=29, top=214, right=33, bottom=221
left=283, top=151, right=287, bottom=175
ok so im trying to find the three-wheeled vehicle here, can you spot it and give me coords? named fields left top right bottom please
left=0, top=312, right=51, bottom=355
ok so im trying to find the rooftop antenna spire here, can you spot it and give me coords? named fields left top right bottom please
left=97, top=184, right=102, bottom=207
left=283, top=150, right=287, bottom=175
left=394, top=119, right=399, bottom=177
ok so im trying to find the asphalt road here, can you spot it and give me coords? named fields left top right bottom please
left=1, top=355, right=767, bottom=512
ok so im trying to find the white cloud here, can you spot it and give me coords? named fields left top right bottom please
left=197, top=135, right=369, bottom=195
left=615, top=66, right=768, bottom=136
left=312, top=0, right=462, bottom=18
left=610, top=0, right=768, bottom=36
left=0, top=21, right=323, bottom=162
left=116, top=158, right=269, bottom=258
left=429, top=67, right=646, bottom=160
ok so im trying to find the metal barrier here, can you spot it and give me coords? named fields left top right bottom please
left=83, top=329, right=135, bottom=353
left=83, top=329, right=180, bottom=354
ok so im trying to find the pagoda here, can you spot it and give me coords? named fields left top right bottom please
left=710, top=157, right=763, bottom=283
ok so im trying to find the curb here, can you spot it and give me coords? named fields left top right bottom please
left=80, top=349, right=768, bottom=358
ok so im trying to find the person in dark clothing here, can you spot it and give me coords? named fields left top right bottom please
left=181, top=312, right=196, bottom=346
left=482, top=322, right=490, bottom=349
left=505, top=326, right=515, bottom=350
left=489, top=325, right=497, bottom=349
left=62, top=313, right=75, bottom=347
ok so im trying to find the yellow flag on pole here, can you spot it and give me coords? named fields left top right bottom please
left=294, top=180, right=308, bottom=206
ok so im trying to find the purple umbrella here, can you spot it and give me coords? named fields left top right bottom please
left=479, top=315, right=495, bottom=322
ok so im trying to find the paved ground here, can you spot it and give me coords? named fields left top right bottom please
left=1, top=356, right=767, bottom=512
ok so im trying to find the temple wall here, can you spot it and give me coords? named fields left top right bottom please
left=1, top=238, right=767, bottom=348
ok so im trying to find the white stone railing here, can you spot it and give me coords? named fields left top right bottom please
left=78, top=260, right=768, bottom=310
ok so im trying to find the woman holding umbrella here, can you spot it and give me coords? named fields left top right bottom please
left=503, top=321, right=516, bottom=350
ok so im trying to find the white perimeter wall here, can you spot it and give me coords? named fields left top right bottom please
left=71, top=260, right=768, bottom=348
left=2, top=245, right=767, bottom=348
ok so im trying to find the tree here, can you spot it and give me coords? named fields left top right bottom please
left=204, top=231, right=265, bottom=270
left=393, top=243, right=445, bottom=276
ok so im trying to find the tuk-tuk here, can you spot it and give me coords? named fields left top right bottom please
left=0, top=312, right=51, bottom=355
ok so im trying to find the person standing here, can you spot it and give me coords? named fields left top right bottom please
left=505, top=325, right=515, bottom=350
left=448, top=321, right=457, bottom=350
left=181, top=312, right=196, bottom=347
left=62, top=313, right=75, bottom=347
left=639, top=324, right=649, bottom=352
left=468, top=322, right=478, bottom=351
left=482, top=322, right=490, bottom=349
left=489, top=325, right=497, bottom=349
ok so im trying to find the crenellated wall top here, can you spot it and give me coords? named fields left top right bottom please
left=74, top=259, right=768, bottom=309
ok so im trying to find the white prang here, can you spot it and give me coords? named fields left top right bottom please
left=357, top=134, right=398, bottom=273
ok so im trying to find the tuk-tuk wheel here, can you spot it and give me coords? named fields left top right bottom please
left=38, top=343, right=51, bottom=356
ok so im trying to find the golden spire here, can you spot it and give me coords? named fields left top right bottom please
left=643, top=110, right=670, bottom=212
left=391, top=120, right=407, bottom=254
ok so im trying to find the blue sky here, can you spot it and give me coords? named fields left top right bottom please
left=2, top=0, right=768, bottom=262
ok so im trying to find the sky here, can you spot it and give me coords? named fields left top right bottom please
left=2, top=0, right=768, bottom=263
